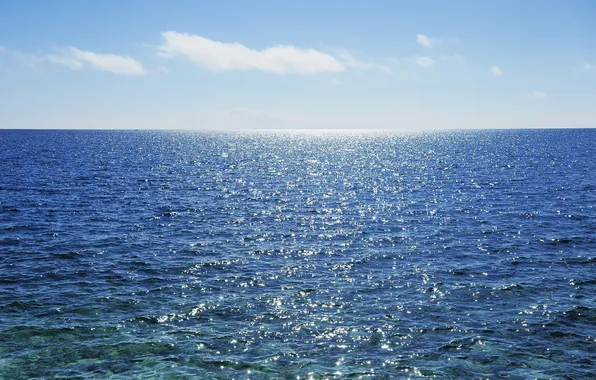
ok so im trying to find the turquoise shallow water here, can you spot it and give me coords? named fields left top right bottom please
left=0, top=129, right=595, bottom=378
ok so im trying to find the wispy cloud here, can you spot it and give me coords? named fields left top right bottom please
left=416, top=34, right=460, bottom=49
left=1, top=44, right=145, bottom=75
left=47, top=54, right=83, bottom=70
left=582, top=62, right=593, bottom=71
left=490, top=65, right=503, bottom=77
left=415, top=56, right=436, bottom=68
left=11, top=51, right=46, bottom=71
left=49, top=47, right=146, bottom=75
left=524, top=91, right=547, bottom=100
left=336, top=51, right=392, bottom=73
left=157, top=31, right=344, bottom=75
left=0, top=46, right=43, bottom=71
left=416, top=34, right=432, bottom=47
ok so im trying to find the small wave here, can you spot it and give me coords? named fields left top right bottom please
left=438, top=336, right=486, bottom=351
left=52, top=251, right=82, bottom=259
left=0, top=238, right=20, bottom=246
left=0, top=205, right=19, bottom=213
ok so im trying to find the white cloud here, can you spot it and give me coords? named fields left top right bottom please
left=524, top=91, right=547, bottom=100
left=416, top=34, right=432, bottom=47
left=47, top=47, right=145, bottom=75
left=582, top=62, right=593, bottom=71
left=1, top=44, right=145, bottom=75
left=68, top=48, right=146, bottom=75
left=331, top=78, right=342, bottom=86
left=490, top=66, right=503, bottom=77
left=416, top=34, right=448, bottom=47
left=415, top=56, right=436, bottom=68
left=47, top=54, right=83, bottom=70
left=336, top=51, right=392, bottom=73
left=157, top=31, right=344, bottom=75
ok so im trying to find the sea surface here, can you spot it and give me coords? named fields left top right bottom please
left=0, top=129, right=595, bottom=379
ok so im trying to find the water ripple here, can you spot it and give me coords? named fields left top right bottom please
left=1, top=129, right=595, bottom=378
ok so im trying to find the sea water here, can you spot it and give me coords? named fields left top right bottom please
left=0, top=129, right=595, bottom=378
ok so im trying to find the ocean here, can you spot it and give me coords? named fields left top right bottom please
left=0, top=129, right=595, bottom=378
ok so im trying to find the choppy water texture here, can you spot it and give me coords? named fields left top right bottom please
left=1, top=129, right=595, bottom=379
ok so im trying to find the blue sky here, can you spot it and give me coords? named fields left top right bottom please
left=1, top=0, right=595, bottom=130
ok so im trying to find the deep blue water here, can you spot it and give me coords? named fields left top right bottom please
left=0, top=129, right=595, bottom=379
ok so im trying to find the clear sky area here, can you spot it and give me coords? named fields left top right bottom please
left=1, top=0, right=595, bottom=130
